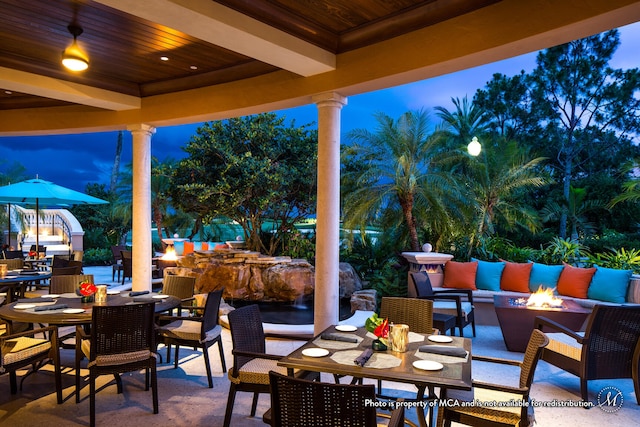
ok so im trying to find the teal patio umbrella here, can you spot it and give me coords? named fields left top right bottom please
left=0, top=178, right=108, bottom=251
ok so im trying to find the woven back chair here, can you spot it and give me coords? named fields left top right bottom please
left=157, top=289, right=226, bottom=388
left=380, top=297, right=435, bottom=334
left=266, top=371, right=406, bottom=427
left=0, top=323, right=62, bottom=404
left=50, top=274, right=94, bottom=294
left=438, top=329, right=549, bottom=427
left=75, top=302, right=158, bottom=427
left=2, top=250, right=24, bottom=260
left=120, top=250, right=132, bottom=284
left=51, top=254, right=73, bottom=268
left=161, top=275, right=196, bottom=315
left=0, top=258, right=24, bottom=270
left=51, top=264, right=82, bottom=276
left=110, top=245, right=125, bottom=281
left=224, top=304, right=317, bottom=427
left=410, top=271, right=476, bottom=337
left=535, top=304, right=640, bottom=404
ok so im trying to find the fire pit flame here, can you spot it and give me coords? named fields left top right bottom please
left=162, top=246, right=177, bottom=261
left=526, top=286, right=563, bottom=308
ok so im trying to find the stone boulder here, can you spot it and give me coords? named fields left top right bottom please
left=338, top=262, right=363, bottom=298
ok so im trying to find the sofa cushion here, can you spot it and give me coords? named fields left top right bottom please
left=173, top=241, right=184, bottom=256
left=443, top=261, right=478, bottom=290
left=557, top=264, right=596, bottom=299
left=588, top=265, right=632, bottom=303
left=529, top=263, right=564, bottom=292
left=183, top=241, right=195, bottom=255
left=500, top=261, right=532, bottom=293
left=471, top=258, right=505, bottom=291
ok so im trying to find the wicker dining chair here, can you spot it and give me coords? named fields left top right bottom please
left=266, top=371, right=406, bottom=427
left=0, top=258, right=24, bottom=270
left=380, top=297, right=436, bottom=334
left=438, top=329, right=549, bottom=427
left=161, top=275, right=196, bottom=316
left=223, top=304, right=317, bottom=427
left=49, top=274, right=94, bottom=295
left=410, top=271, right=476, bottom=337
left=156, top=289, right=226, bottom=388
left=120, top=250, right=132, bottom=284
left=0, top=322, right=62, bottom=404
left=75, top=302, right=158, bottom=427
left=535, top=304, right=640, bottom=404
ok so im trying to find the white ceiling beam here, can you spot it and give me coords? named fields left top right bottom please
left=0, top=67, right=141, bottom=111
left=95, top=0, right=336, bottom=77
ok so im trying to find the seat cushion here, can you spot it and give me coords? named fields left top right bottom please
left=159, top=320, right=222, bottom=343
left=446, top=386, right=533, bottom=425
left=1, top=337, right=51, bottom=367
left=229, top=358, right=287, bottom=385
left=545, top=332, right=584, bottom=361
left=433, top=301, right=473, bottom=319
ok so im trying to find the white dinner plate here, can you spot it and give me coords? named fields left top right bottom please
left=107, top=290, right=120, bottom=295
left=62, top=308, right=85, bottom=314
left=14, top=303, right=36, bottom=310
left=152, top=294, right=170, bottom=299
left=45, top=294, right=60, bottom=298
left=4, top=275, right=18, bottom=279
left=428, top=335, right=453, bottom=343
left=302, top=348, right=329, bottom=358
left=413, top=360, right=444, bottom=371
left=335, top=325, right=357, bottom=332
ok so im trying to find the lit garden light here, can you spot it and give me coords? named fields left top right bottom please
left=467, top=136, right=481, bottom=156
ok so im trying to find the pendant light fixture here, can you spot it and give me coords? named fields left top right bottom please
left=62, top=24, right=89, bottom=71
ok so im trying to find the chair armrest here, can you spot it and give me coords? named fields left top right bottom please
left=231, top=349, right=282, bottom=361
left=535, top=315, right=584, bottom=343
left=0, top=324, right=57, bottom=341
left=387, top=398, right=405, bottom=427
left=418, top=294, right=464, bottom=316
left=75, top=325, right=90, bottom=340
left=472, top=380, right=529, bottom=396
left=434, top=288, right=474, bottom=301
left=472, top=354, right=522, bottom=367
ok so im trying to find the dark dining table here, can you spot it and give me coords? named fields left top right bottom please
left=0, top=270, right=52, bottom=303
left=277, top=325, right=472, bottom=427
left=0, top=292, right=181, bottom=325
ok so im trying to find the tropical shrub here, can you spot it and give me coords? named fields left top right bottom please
left=586, top=248, right=640, bottom=273
left=83, top=248, right=112, bottom=265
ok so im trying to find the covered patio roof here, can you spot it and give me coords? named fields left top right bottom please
left=1, top=0, right=639, bottom=135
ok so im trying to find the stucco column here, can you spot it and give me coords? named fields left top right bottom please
left=127, top=124, right=156, bottom=291
left=313, top=92, right=347, bottom=335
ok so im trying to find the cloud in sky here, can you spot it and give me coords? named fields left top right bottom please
left=1, top=23, right=638, bottom=192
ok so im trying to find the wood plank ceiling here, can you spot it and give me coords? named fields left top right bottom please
left=0, top=0, right=498, bottom=110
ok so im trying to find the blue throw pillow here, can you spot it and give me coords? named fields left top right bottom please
left=588, top=265, right=632, bottom=303
left=529, top=263, right=564, bottom=292
left=471, top=258, right=505, bottom=291
left=173, top=241, right=184, bottom=256
left=193, top=242, right=202, bottom=251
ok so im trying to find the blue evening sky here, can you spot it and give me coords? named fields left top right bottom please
left=1, top=22, right=638, bottom=193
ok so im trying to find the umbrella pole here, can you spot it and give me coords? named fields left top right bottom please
left=6, top=203, right=9, bottom=247
left=36, top=198, right=39, bottom=254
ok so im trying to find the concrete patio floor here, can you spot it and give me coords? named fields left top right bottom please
left=1, top=266, right=638, bottom=426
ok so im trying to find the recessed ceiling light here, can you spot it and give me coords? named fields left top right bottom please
left=160, top=56, right=169, bottom=61
left=4, top=90, right=12, bottom=95
left=190, top=65, right=198, bottom=70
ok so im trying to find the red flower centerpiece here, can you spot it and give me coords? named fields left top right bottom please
left=365, top=313, right=389, bottom=350
left=28, top=250, right=37, bottom=258
left=79, top=281, right=97, bottom=303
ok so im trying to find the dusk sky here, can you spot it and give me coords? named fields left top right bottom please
left=1, top=22, right=638, bottom=194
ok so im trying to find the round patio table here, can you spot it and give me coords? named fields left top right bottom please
left=0, top=270, right=52, bottom=303
left=0, top=292, right=180, bottom=325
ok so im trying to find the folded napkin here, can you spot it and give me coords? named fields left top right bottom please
left=129, top=291, right=150, bottom=297
left=17, top=297, right=54, bottom=303
left=20, top=271, right=40, bottom=276
left=34, top=304, right=68, bottom=312
left=354, top=348, right=373, bottom=367
left=133, top=297, right=155, bottom=303
left=320, top=333, right=358, bottom=343
left=418, top=345, right=467, bottom=358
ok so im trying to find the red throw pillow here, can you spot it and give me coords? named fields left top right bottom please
left=443, top=261, right=478, bottom=290
left=500, top=261, right=533, bottom=292
left=556, top=264, right=596, bottom=299
left=183, top=241, right=194, bottom=255
left=201, top=242, right=209, bottom=251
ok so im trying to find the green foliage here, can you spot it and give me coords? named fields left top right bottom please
left=537, top=237, right=589, bottom=265
left=585, top=248, right=640, bottom=273
left=279, top=231, right=315, bottom=263
left=367, top=259, right=408, bottom=309
left=472, top=236, right=539, bottom=263
left=171, top=113, right=318, bottom=255
left=83, top=247, right=112, bottom=265
left=340, top=233, right=398, bottom=282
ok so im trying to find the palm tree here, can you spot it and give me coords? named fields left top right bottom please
left=434, top=96, right=490, bottom=146
left=467, top=139, right=548, bottom=252
left=342, top=110, right=465, bottom=252
left=542, top=185, right=604, bottom=241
